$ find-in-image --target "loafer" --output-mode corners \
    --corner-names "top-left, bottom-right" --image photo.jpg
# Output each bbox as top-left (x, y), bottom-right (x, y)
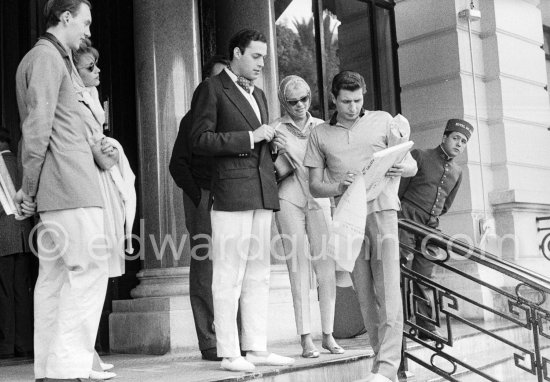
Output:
top-left (15, 350), bottom-right (33, 358)
top-left (99, 362), bottom-right (114, 371)
top-left (201, 348), bottom-right (222, 361)
top-left (220, 357), bottom-right (255, 372)
top-left (355, 373), bottom-right (393, 382)
top-left (90, 370), bottom-right (116, 380)
top-left (246, 352), bottom-right (295, 366)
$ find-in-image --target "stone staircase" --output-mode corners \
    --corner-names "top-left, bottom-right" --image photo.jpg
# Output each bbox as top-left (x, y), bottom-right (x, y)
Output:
top-left (403, 319), bottom-right (549, 382)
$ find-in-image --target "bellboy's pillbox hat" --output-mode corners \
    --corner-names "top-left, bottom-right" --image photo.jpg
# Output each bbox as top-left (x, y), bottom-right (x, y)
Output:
top-left (444, 119), bottom-right (474, 140)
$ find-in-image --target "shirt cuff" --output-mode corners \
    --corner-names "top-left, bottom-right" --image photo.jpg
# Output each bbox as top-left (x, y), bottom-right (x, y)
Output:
top-left (248, 131), bottom-right (254, 149)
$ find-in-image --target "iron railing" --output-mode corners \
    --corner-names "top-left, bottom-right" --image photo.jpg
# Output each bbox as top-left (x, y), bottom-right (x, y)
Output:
top-left (398, 219), bottom-right (550, 382)
top-left (537, 217), bottom-right (550, 262)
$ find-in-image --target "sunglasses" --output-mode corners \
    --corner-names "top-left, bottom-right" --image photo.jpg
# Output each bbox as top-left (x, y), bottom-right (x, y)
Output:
top-left (78, 61), bottom-right (97, 72)
top-left (287, 95), bottom-right (310, 106)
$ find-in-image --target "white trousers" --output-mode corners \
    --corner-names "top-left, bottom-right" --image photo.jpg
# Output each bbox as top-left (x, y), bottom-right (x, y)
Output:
top-left (34, 207), bottom-right (109, 379)
top-left (210, 209), bottom-right (272, 358)
top-left (275, 199), bottom-right (336, 335)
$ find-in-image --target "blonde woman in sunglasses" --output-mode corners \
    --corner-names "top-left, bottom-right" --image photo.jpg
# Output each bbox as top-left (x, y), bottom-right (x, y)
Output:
top-left (271, 75), bottom-right (343, 358)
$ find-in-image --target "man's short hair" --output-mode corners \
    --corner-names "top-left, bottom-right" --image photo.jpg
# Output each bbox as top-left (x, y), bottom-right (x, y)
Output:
top-left (44, 0), bottom-right (92, 29)
top-left (228, 29), bottom-right (267, 61)
top-left (0, 128), bottom-right (11, 145)
top-left (331, 70), bottom-right (366, 98)
top-left (203, 55), bottom-right (230, 78)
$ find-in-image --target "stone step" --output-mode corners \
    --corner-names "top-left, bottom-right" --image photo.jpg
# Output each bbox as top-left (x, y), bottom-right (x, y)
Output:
top-left (0, 335), bottom-right (375, 382)
top-left (404, 320), bottom-right (550, 382)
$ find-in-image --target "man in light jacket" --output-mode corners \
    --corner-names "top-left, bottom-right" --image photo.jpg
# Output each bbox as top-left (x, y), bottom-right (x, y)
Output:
top-left (15, 0), bottom-right (114, 379)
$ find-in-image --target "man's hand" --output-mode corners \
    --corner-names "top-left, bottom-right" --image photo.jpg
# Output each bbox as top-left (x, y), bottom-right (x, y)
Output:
top-left (253, 124), bottom-right (276, 143)
top-left (100, 137), bottom-right (119, 159)
top-left (14, 189), bottom-right (36, 217)
top-left (338, 172), bottom-right (357, 194)
top-left (386, 163), bottom-right (405, 178)
top-left (271, 129), bottom-right (288, 151)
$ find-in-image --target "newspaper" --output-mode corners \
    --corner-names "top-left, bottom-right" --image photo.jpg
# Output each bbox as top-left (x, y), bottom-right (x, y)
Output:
top-left (363, 140), bottom-right (414, 201)
top-left (328, 176), bottom-right (367, 272)
top-left (0, 155), bottom-right (24, 219)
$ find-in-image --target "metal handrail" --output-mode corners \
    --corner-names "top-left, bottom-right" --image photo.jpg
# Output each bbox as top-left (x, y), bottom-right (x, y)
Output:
top-left (399, 219), bottom-right (550, 293)
top-left (398, 219), bottom-right (550, 382)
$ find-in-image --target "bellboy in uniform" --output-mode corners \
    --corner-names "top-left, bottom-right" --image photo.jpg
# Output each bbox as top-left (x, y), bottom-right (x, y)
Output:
top-left (398, 118), bottom-right (473, 339)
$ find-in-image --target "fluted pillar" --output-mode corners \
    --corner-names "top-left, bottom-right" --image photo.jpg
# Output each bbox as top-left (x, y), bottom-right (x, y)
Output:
top-left (110, 0), bottom-right (202, 354)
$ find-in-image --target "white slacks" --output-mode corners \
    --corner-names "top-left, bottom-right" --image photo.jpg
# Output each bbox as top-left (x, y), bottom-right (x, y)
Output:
top-left (34, 207), bottom-right (109, 379)
top-left (275, 199), bottom-right (336, 335)
top-left (210, 209), bottom-right (272, 358)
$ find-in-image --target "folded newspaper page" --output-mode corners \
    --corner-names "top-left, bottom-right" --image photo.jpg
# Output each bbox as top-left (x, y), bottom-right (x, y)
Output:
top-left (328, 175), bottom-right (367, 272)
top-left (363, 140), bottom-right (414, 201)
top-left (0, 154), bottom-right (24, 219)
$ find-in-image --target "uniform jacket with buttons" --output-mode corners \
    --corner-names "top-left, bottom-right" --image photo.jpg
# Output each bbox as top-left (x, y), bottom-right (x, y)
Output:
top-left (190, 70), bottom-right (279, 212)
top-left (398, 146), bottom-right (462, 218)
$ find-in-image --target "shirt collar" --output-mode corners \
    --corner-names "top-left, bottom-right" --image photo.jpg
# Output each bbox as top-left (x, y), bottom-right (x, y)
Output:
top-left (224, 67), bottom-right (255, 94)
top-left (0, 150), bottom-right (11, 155)
top-left (40, 33), bottom-right (70, 59)
top-left (329, 109), bottom-right (366, 128)
top-left (280, 112), bottom-right (313, 130)
top-left (437, 145), bottom-right (454, 161)
top-left (40, 33), bottom-right (73, 75)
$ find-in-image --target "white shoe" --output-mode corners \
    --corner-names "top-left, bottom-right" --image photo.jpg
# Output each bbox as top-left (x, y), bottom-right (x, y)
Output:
top-left (366, 373), bottom-right (392, 382)
top-left (100, 362), bottom-right (114, 371)
top-left (90, 370), bottom-right (117, 380)
top-left (246, 352), bottom-right (295, 366)
top-left (220, 357), bottom-right (255, 372)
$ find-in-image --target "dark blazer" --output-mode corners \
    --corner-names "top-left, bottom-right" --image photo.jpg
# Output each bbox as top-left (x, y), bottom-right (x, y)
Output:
top-left (169, 111), bottom-right (201, 207)
top-left (0, 151), bottom-right (33, 256)
top-left (190, 70), bottom-right (279, 212)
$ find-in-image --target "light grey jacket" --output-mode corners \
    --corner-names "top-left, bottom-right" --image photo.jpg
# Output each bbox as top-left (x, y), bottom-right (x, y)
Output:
top-left (16, 38), bottom-right (103, 212)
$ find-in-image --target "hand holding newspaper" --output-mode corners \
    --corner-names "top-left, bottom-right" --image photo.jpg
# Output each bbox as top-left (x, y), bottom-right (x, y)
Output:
top-left (327, 114), bottom-right (413, 272)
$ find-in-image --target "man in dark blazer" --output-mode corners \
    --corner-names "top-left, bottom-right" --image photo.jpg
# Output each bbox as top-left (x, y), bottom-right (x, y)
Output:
top-left (0, 128), bottom-right (34, 359)
top-left (190, 29), bottom-right (294, 372)
top-left (169, 55), bottom-right (229, 361)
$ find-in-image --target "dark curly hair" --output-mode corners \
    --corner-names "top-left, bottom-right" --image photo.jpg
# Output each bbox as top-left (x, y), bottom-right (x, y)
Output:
top-left (331, 70), bottom-right (366, 98)
top-left (228, 29), bottom-right (267, 61)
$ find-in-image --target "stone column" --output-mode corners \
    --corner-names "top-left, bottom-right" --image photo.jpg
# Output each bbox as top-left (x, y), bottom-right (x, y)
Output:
top-left (109, 0), bottom-right (202, 354)
top-left (395, 0), bottom-right (487, 319)
top-left (480, 0), bottom-right (550, 274)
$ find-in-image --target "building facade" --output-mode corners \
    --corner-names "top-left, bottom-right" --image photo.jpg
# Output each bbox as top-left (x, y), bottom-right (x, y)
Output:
top-left (1, 0), bottom-right (549, 354)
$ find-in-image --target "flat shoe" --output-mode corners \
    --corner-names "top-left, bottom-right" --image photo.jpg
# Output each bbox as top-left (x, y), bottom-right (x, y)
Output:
top-left (220, 357), bottom-right (255, 372)
top-left (322, 344), bottom-right (345, 354)
top-left (246, 352), bottom-right (295, 366)
top-left (100, 362), bottom-right (114, 371)
top-left (90, 370), bottom-right (117, 380)
top-left (301, 349), bottom-right (320, 358)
